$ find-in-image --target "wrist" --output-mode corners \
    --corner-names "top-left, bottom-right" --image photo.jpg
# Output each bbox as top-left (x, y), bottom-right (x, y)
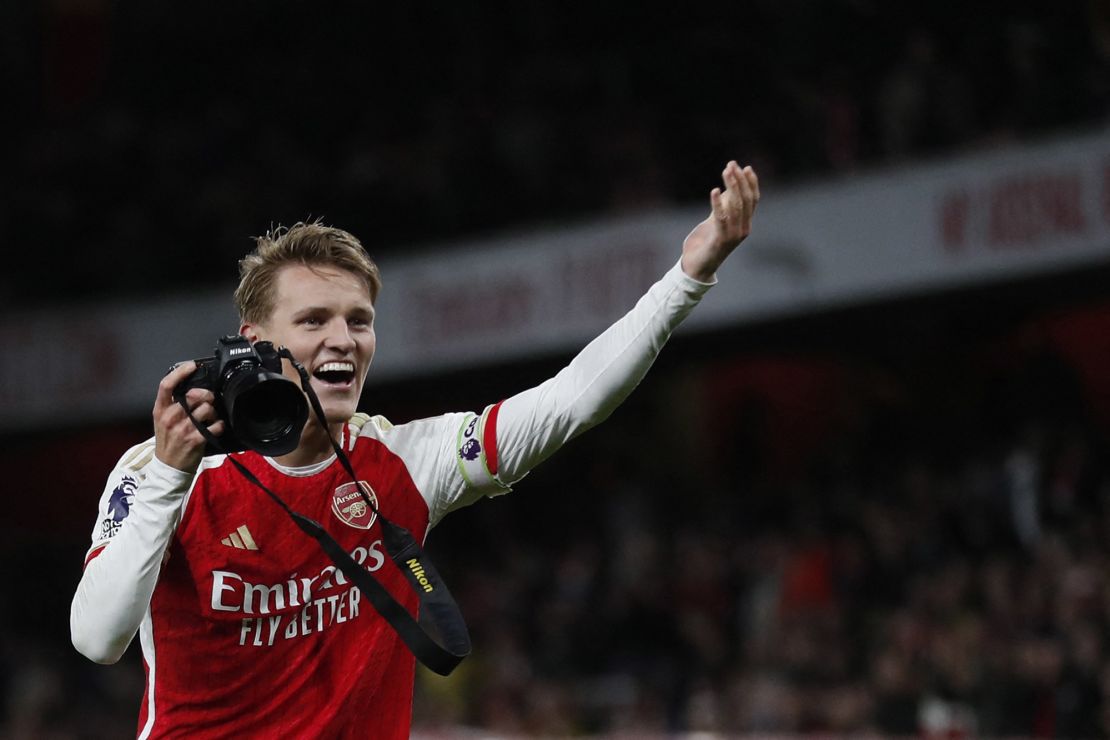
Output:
top-left (680, 253), bottom-right (718, 284)
top-left (143, 455), bottom-right (196, 498)
top-left (153, 442), bottom-right (202, 477)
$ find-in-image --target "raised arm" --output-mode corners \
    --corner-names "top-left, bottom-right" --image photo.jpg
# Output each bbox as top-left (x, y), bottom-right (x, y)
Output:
top-left (476, 163), bottom-right (760, 493)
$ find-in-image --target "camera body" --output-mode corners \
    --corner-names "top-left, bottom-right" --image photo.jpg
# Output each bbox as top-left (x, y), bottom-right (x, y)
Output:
top-left (174, 335), bottom-right (308, 456)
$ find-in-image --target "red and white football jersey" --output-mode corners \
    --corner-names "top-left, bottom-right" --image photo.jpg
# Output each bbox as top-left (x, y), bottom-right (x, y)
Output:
top-left (89, 410), bottom-right (505, 739)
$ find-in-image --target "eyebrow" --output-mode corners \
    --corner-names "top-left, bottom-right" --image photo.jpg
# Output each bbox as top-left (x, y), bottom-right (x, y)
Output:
top-left (292, 305), bottom-right (375, 319)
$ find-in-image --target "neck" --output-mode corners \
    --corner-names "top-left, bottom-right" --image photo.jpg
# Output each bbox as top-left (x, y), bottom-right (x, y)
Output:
top-left (272, 418), bottom-right (344, 467)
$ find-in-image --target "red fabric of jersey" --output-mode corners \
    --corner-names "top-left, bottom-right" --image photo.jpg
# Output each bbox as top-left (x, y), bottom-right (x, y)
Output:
top-left (138, 436), bottom-right (430, 739)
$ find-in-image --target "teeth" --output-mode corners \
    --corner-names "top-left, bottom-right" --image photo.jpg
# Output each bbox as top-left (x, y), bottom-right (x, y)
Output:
top-left (317, 362), bottom-right (354, 373)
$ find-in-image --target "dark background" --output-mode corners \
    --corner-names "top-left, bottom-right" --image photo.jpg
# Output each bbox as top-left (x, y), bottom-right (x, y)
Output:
top-left (3, 1), bottom-right (1110, 737)
top-left (1, 0), bottom-right (1102, 306)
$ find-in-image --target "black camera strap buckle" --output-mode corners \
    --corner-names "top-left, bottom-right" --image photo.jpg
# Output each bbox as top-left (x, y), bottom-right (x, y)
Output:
top-left (176, 348), bottom-right (471, 676)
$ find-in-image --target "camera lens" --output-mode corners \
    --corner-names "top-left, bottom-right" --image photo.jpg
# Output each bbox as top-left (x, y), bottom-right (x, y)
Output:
top-left (237, 383), bottom-right (299, 438)
top-left (223, 368), bottom-right (308, 456)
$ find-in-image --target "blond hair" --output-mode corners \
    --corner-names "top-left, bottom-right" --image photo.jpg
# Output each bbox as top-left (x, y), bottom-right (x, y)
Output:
top-left (235, 222), bottom-right (382, 324)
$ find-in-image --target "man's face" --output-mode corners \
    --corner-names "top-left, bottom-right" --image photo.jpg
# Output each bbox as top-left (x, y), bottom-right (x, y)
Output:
top-left (241, 264), bottom-right (376, 428)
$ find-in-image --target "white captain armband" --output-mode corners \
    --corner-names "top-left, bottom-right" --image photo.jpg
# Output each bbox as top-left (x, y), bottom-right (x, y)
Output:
top-left (454, 404), bottom-right (510, 497)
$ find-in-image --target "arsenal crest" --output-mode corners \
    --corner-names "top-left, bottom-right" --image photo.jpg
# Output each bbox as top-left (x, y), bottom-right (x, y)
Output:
top-left (331, 481), bottom-right (378, 530)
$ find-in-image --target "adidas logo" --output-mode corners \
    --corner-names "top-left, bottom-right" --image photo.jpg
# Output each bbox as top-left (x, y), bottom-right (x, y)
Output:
top-left (221, 525), bottom-right (259, 551)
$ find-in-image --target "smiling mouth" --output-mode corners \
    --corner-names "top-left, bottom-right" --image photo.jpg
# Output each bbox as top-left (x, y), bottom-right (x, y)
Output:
top-left (313, 361), bottom-right (356, 387)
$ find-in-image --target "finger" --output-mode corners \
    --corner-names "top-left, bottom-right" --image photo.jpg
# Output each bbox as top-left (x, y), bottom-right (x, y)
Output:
top-left (728, 163), bottom-right (754, 222)
top-left (710, 187), bottom-right (725, 220)
top-left (173, 405), bottom-right (223, 445)
top-left (724, 162), bottom-right (742, 192)
top-left (157, 361), bottom-right (198, 410)
top-left (197, 419), bottom-right (227, 447)
top-left (186, 400), bottom-right (218, 424)
top-left (745, 166), bottom-right (760, 204)
top-left (721, 161), bottom-right (738, 193)
top-left (183, 388), bottom-right (216, 410)
top-left (726, 160), bottom-right (744, 183)
top-left (180, 414), bottom-right (222, 440)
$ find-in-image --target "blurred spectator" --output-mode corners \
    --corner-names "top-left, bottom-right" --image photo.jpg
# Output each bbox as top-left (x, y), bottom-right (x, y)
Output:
top-left (1, 2), bottom-right (1106, 306)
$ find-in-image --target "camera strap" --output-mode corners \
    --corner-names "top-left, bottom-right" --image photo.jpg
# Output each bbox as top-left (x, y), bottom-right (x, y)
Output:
top-left (177, 353), bottom-right (471, 677)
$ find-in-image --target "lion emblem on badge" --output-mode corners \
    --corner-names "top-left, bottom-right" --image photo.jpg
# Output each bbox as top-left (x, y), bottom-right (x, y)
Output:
top-left (331, 481), bottom-right (378, 530)
top-left (459, 439), bottom-right (481, 461)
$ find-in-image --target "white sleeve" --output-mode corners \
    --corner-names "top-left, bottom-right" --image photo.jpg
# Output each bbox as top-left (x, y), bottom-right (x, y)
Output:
top-left (491, 259), bottom-right (713, 483)
top-left (70, 441), bottom-right (194, 664)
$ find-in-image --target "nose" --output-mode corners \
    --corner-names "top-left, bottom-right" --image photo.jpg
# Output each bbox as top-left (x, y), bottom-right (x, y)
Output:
top-left (324, 318), bottom-right (356, 352)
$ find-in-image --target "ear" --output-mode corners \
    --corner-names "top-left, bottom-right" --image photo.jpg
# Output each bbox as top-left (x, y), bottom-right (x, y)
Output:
top-left (240, 322), bottom-right (261, 343)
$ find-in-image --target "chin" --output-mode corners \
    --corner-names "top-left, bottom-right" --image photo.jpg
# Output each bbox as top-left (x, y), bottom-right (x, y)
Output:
top-left (308, 384), bottom-right (360, 420)
top-left (321, 401), bottom-right (357, 425)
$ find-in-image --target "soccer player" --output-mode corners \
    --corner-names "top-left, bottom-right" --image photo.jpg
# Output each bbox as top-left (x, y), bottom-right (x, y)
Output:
top-left (70, 162), bottom-right (760, 738)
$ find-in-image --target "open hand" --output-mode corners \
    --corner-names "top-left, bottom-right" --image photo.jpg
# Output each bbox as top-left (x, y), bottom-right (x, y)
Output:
top-left (681, 161), bottom-right (760, 282)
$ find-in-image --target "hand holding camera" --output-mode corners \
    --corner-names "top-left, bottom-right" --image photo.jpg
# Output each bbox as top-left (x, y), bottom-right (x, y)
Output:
top-left (157, 336), bottom-right (310, 472)
top-left (155, 362), bottom-right (225, 473)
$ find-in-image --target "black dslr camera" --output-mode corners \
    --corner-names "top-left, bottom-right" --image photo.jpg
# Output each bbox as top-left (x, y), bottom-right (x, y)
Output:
top-left (173, 335), bottom-right (309, 456)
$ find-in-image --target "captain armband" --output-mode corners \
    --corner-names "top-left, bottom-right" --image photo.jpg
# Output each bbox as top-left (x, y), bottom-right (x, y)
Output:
top-left (454, 404), bottom-right (510, 497)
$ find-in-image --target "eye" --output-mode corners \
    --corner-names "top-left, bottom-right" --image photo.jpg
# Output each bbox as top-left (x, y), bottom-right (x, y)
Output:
top-left (299, 316), bottom-right (323, 327)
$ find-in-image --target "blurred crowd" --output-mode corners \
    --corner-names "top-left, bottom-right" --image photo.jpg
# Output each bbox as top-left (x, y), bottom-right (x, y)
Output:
top-left (412, 325), bottom-right (1110, 737)
top-left (1, 1), bottom-right (1108, 306)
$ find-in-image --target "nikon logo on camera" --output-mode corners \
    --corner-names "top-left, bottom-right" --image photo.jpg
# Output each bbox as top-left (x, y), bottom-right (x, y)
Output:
top-left (229, 347), bottom-right (253, 355)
